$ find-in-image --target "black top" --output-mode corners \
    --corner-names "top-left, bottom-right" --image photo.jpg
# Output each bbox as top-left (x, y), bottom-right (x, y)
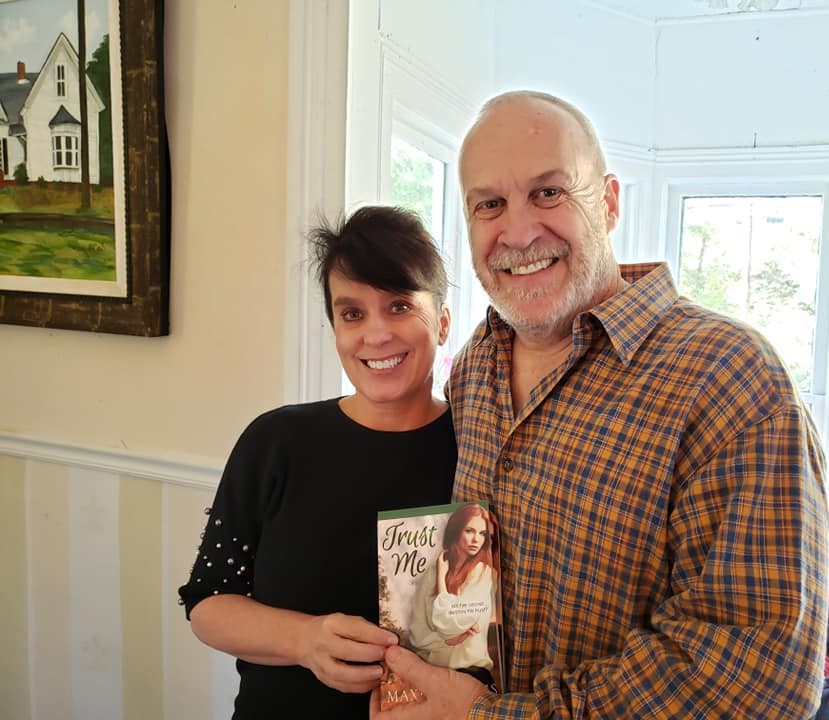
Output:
top-left (179, 399), bottom-right (456, 719)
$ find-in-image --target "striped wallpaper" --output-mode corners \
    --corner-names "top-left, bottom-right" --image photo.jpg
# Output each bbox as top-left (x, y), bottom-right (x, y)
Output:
top-left (0, 453), bottom-right (239, 720)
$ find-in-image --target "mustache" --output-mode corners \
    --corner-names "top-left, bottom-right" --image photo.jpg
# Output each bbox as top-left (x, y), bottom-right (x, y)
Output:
top-left (488, 244), bottom-right (569, 271)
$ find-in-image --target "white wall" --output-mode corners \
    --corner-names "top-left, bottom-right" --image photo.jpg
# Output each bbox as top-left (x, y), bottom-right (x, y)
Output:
top-left (655, 14), bottom-right (829, 149)
top-left (379, 0), bottom-right (497, 109)
top-left (492, 1), bottom-right (657, 149)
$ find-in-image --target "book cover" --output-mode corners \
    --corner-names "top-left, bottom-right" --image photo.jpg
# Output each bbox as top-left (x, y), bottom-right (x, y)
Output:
top-left (377, 500), bottom-right (505, 710)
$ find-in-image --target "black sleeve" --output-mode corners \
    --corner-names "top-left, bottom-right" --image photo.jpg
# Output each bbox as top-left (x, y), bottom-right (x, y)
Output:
top-left (177, 410), bottom-right (283, 619)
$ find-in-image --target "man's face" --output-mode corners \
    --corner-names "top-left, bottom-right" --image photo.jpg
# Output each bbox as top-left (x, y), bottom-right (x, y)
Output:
top-left (460, 98), bottom-right (620, 343)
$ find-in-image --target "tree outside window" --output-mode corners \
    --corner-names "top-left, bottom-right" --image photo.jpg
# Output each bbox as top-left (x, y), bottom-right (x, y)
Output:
top-left (679, 196), bottom-right (822, 394)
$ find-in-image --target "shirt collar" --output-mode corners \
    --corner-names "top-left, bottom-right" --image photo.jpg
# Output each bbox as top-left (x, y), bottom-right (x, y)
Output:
top-left (586, 262), bottom-right (678, 366)
top-left (471, 262), bottom-right (679, 366)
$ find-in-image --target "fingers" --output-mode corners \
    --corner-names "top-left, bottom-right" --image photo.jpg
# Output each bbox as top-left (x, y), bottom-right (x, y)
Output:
top-left (330, 612), bottom-right (399, 647)
top-left (322, 614), bottom-right (397, 664)
top-left (382, 645), bottom-right (490, 716)
top-left (384, 645), bottom-right (433, 688)
top-left (301, 613), bottom-right (397, 693)
top-left (319, 659), bottom-right (384, 694)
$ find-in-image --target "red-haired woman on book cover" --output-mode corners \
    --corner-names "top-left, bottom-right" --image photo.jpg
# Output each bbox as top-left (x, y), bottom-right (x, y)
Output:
top-left (408, 503), bottom-right (497, 676)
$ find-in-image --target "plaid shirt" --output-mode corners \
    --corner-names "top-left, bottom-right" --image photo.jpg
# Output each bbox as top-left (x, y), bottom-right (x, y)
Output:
top-left (449, 262), bottom-right (828, 719)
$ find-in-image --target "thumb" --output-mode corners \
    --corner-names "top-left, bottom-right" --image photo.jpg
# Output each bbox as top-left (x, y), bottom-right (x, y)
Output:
top-left (385, 645), bottom-right (437, 688)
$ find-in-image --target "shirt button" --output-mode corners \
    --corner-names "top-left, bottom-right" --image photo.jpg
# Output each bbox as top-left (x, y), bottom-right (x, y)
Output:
top-left (502, 457), bottom-right (514, 472)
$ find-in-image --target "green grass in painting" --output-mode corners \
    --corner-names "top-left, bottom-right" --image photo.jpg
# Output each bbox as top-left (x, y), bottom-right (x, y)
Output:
top-left (0, 185), bottom-right (114, 216)
top-left (0, 226), bottom-right (116, 280)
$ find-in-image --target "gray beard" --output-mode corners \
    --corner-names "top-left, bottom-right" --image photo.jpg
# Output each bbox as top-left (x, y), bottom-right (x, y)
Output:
top-left (485, 246), bottom-right (617, 343)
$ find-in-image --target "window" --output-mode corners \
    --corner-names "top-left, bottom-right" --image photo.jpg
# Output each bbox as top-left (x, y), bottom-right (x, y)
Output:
top-left (0, 138), bottom-right (7, 178)
top-left (52, 134), bottom-right (79, 168)
top-left (56, 64), bottom-right (65, 97)
top-left (667, 183), bottom-right (829, 445)
top-left (390, 135), bottom-right (446, 243)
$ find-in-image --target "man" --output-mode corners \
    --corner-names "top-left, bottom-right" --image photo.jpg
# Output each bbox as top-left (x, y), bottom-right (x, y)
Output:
top-left (370, 90), bottom-right (828, 719)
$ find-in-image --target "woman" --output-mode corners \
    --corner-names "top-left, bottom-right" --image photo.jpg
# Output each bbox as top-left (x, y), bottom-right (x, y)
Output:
top-left (178, 206), bottom-right (455, 719)
top-left (408, 503), bottom-right (496, 677)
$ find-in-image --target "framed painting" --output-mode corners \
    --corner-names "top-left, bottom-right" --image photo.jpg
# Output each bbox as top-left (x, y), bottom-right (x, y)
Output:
top-left (0, 0), bottom-right (169, 336)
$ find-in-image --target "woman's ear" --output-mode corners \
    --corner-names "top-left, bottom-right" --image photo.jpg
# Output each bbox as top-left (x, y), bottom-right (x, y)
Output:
top-left (438, 304), bottom-right (451, 346)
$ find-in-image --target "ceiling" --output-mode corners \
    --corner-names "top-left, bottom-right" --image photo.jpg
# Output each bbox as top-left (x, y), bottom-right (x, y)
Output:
top-left (586, 0), bottom-right (829, 22)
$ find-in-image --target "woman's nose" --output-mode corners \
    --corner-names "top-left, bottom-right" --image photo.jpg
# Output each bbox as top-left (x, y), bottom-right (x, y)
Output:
top-left (363, 316), bottom-right (393, 345)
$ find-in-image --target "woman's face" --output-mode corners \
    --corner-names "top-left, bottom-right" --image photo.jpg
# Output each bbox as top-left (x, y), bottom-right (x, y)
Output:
top-left (458, 515), bottom-right (488, 558)
top-left (329, 271), bottom-right (449, 410)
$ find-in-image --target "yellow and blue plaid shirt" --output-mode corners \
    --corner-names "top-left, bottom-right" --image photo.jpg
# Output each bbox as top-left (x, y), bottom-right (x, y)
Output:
top-left (449, 262), bottom-right (827, 719)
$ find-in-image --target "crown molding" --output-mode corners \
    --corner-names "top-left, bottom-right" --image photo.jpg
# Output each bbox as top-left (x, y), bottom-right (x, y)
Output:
top-left (604, 139), bottom-right (829, 166)
top-left (378, 36), bottom-right (480, 119)
top-left (656, 6), bottom-right (829, 25)
top-left (654, 143), bottom-right (829, 165)
top-left (604, 140), bottom-right (655, 163)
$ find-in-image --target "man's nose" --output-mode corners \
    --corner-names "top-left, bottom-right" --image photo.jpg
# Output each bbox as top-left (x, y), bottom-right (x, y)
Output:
top-left (499, 204), bottom-right (541, 249)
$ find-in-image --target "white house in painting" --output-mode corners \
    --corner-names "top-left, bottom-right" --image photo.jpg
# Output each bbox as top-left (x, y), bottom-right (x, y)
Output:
top-left (0, 32), bottom-right (105, 184)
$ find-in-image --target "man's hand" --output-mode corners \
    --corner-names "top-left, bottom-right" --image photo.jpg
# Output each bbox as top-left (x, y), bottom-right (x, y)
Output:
top-left (369, 645), bottom-right (489, 719)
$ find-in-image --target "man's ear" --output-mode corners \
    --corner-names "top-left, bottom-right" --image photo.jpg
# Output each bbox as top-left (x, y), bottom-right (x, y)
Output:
top-left (602, 173), bottom-right (620, 233)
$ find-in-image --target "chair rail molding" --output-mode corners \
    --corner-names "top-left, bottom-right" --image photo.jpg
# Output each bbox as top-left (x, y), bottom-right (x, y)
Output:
top-left (0, 431), bottom-right (222, 490)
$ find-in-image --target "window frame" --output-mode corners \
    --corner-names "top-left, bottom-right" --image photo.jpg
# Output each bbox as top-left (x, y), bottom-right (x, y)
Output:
top-left (56, 64), bottom-right (66, 97)
top-left (51, 130), bottom-right (80, 169)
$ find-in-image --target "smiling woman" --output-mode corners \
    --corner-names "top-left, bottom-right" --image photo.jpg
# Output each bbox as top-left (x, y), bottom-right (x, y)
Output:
top-left (177, 205), bottom-right (456, 720)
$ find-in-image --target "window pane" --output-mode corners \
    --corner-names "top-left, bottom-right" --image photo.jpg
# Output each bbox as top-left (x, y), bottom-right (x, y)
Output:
top-left (678, 196), bottom-right (823, 393)
top-left (389, 136), bottom-right (445, 243)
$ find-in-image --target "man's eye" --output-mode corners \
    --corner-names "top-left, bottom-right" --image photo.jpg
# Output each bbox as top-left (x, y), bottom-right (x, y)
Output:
top-left (391, 301), bottom-right (411, 314)
top-left (474, 198), bottom-right (504, 218)
top-left (534, 187), bottom-right (564, 207)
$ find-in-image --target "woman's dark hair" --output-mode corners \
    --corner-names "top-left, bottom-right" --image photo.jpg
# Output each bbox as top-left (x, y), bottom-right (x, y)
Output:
top-left (442, 503), bottom-right (494, 595)
top-left (308, 205), bottom-right (449, 324)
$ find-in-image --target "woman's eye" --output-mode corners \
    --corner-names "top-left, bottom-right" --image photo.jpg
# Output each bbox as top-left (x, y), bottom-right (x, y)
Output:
top-left (341, 308), bottom-right (362, 321)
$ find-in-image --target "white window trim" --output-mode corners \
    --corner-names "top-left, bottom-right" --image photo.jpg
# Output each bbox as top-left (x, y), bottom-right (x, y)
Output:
top-left (282, 0), bottom-right (350, 406)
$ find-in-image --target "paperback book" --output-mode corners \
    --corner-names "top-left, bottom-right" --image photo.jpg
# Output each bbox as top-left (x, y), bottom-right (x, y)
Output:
top-left (377, 500), bottom-right (505, 710)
